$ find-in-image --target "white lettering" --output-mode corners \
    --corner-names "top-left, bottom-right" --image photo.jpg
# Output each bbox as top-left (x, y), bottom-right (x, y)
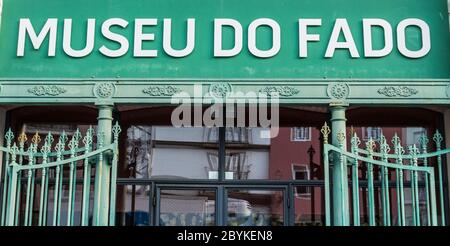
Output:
top-left (248, 18), bottom-right (281, 58)
top-left (163, 18), bottom-right (195, 57)
top-left (298, 18), bottom-right (321, 58)
top-left (17, 18), bottom-right (57, 56)
top-left (214, 18), bottom-right (243, 57)
top-left (325, 18), bottom-right (359, 58)
top-left (99, 18), bottom-right (129, 57)
top-left (397, 18), bottom-right (431, 58)
top-left (62, 19), bottom-right (96, 57)
top-left (133, 18), bottom-right (157, 57)
top-left (363, 18), bottom-right (393, 57)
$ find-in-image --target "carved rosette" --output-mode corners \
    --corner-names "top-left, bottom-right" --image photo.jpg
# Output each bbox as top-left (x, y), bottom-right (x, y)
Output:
top-left (377, 86), bottom-right (418, 97)
top-left (27, 85), bottom-right (67, 96)
top-left (209, 82), bottom-right (232, 99)
top-left (327, 82), bottom-right (350, 100)
top-left (142, 85), bottom-right (182, 96)
top-left (93, 82), bottom-right (116, 99)
top-left (258, 86), bottom-right (299, 97)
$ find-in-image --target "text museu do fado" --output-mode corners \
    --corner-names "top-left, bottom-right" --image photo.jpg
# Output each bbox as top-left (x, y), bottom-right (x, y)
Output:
top-left (17, 18), bottom-right (431, 59)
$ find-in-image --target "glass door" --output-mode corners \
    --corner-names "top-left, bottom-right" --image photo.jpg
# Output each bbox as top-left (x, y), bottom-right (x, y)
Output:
top-left (224, 186), bottom-right (288, 226)
top-left (155, 185), bottom-right (218, 226)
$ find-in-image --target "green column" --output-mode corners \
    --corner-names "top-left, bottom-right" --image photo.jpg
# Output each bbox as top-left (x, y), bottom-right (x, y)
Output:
top-left (330, 102), bottom-right (349, 226)
top-left (93, 103), bottom-right (113, 226)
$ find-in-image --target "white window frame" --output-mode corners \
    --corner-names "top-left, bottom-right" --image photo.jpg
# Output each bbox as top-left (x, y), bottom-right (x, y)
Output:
top-left (363, 127), bottom-right (382, 141)
top-left (291, 127), bottom-right (311, 142)
top-left (292, 164), bottom-right (311, 198)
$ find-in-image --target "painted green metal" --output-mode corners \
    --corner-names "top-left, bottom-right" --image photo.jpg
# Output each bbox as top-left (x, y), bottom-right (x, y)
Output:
top-left (0, 0), bottom-right (447, 107)
top-left (337, 131), bottom-right (347, 226)
top-left (322, 125), bottom-right (447, 226)
top-left (321, 123), bottom-right (331, 226)
top-left (393, 134), bottom-right (406, 226)
top-left (366, 138), bottom-right (376, 226)
top-left (380, 135), bottom-right (391, 226)
top-left (409, 145), bottom-right (420, 226)
top-left (0, 129), bottom-right (13, 226)
top-left (429, 171), bottom-right (438, 226)
top-left (350, 132), bottom-right (361, 226)
top-left (0, 79), bottom-right (450, 106)
top-left (67, 130), bottom-right (80, 226)
top-left (329, 104), bottom-right (349, 226)
top-left (0, 0), bottom-right (449, 80)
top-left (93, 104), bottom-right (113, 226)
top-left (0, 122), bottom-right (120, 226)
top-left (109, 122), bottom-right (121, 226)
top-left (419, 133), bottom-right (431, 226)
top-left (81, 127), bottom-right (93, 226)
top-left (24, 144), bottom-right (34, 226)
top-left (433, 130), bottom-right (446, 226)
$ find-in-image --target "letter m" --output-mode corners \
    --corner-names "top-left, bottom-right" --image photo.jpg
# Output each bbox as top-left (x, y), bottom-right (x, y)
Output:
top-left (17, 18), bottom-right (57, 56)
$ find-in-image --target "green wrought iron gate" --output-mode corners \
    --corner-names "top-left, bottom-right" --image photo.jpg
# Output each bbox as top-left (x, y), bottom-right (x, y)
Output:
top-left (0, 123), bottom-right (121, 226)
top-left (321, 123), bottom-right (448, 226)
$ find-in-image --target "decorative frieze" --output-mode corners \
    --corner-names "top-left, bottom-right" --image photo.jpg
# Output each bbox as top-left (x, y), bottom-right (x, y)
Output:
top-left (377, 86), bottom-right (418, 97)
top-left (258, 86), bottom-right (299, 97)
top-left (27, 85), bottom-right (67, 96)
top-left (142, 85), bottom-right (182, 96)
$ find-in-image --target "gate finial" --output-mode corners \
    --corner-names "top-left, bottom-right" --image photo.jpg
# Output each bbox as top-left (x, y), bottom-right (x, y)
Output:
top-left (31, 132), bottom-right (41, 146)
top-left (366, 138), bottom-right (376, 154)
top-left (18, 132), bottom-right (27, 145)
top-left (5, 128), bottom-right (14, 147)
top-left (433, 130), bottom-right (443, 150)
top-left (337, 132), bottom-right (346, 147)
top-left (418, 133), bottom-right (429, 152)
top-left (321, 122), bottom-right (331, 144)
top-left (112, 122), bottom-right (121, 142)
top-left (380, 134), bottom-right (390, 156)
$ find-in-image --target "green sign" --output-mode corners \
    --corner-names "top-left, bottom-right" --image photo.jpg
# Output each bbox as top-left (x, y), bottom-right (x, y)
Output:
top-left (0, 0), bottom-right (449, 79)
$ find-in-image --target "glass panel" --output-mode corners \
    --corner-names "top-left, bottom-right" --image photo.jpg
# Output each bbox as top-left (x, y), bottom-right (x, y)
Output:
top-left (226, 189), bottom-right (284, 226)
top-left (225, 127), bottom-right (323, 180)
top-left (123, 126), bottom-right (218, 180)
top-left (159, 189), bottom-right (216, 226)
top-left (294, 186), bottom-right (324, 226)
top-left (115, 185), bottom-right (151, 226)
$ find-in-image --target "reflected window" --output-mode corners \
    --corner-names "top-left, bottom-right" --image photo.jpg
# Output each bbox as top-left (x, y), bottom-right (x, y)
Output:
top-left (292, 165), bottom-right (311, 198)
top-left (294, 186), bottom-right (324, 226)
top-left (291, 127), bottom-right (311, 142)
top-left (207, 152), bottom-right (250, 180)
top-left (122, 126), bottom-right (325, 181)
top-left (206, 127), bottom-right (250, 143)
top-left (363, 127), bottom-right (382, 141)
top-left (123, 126), bottom-right (218, 180)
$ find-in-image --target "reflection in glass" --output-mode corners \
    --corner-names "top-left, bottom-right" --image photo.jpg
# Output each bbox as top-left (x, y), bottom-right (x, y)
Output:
top-left (115, 185), bottom-right (150, 226)
top-left (124, 126), bottom-right (218, 179)
top-left (227, 189), bottom-right (284, 226)
top-left (159, 189), bottom-right (215, 226)
top-left (294, 186), bottom-right (324, 226)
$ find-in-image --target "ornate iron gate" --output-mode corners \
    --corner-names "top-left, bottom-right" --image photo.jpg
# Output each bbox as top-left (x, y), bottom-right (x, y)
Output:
top-left (0, 123), bottom-right (121, 226)
top-left (321, 123), bottom-right (447, 226)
